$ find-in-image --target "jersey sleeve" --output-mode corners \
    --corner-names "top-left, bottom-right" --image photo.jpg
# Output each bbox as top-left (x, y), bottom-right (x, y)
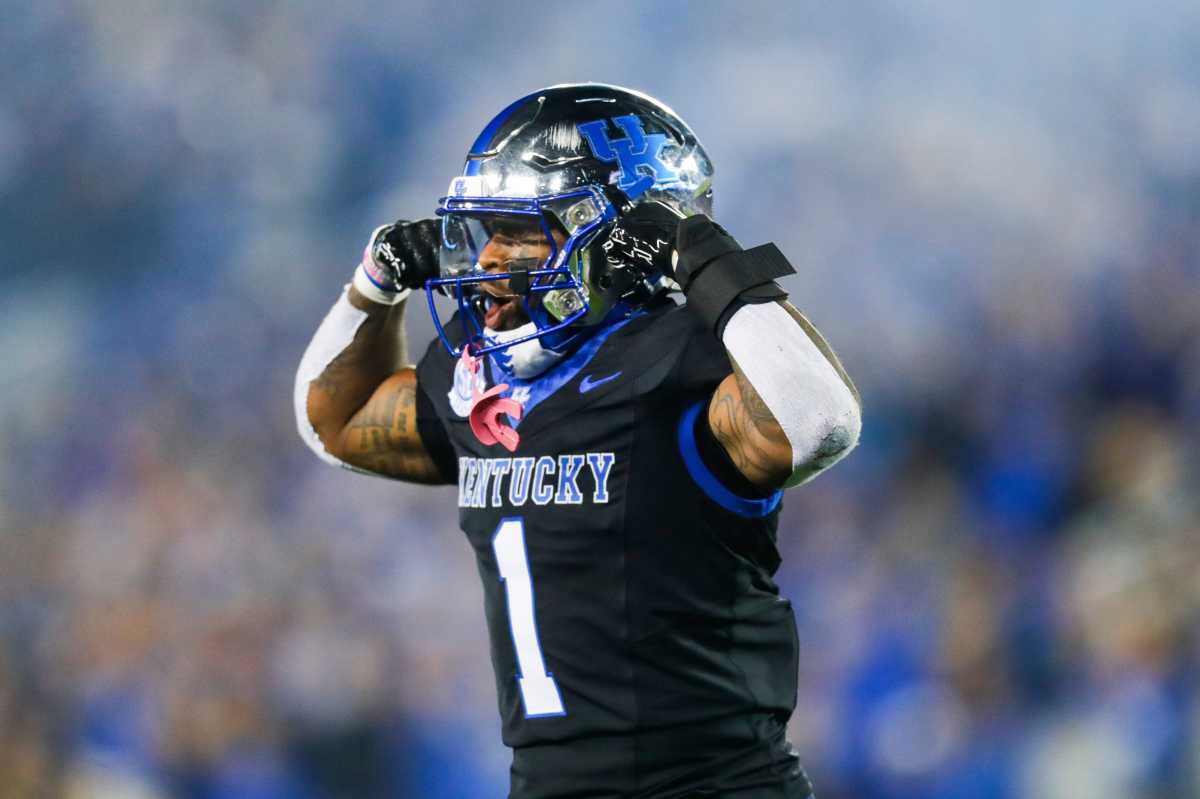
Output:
top-left (415, 381), bottom-right (457, 482)
top-left (668, 306), bottom-right (734, 396)
top-left (414, 334), bottom-right (459, 483)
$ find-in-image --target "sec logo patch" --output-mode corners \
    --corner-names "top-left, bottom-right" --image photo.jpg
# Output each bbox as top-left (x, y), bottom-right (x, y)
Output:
top-left (449, 356), bottom-right (488, 417)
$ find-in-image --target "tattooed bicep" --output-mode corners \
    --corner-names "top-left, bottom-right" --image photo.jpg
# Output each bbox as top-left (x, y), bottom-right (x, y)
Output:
top-left (336, 370), bottom-right (446, 484)
top-left (707, 362), bottom-right (793, 489)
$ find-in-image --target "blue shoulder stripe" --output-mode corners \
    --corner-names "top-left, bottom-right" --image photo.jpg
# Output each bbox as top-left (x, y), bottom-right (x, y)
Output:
top-left (489, 313), bottom-right (639, 426)
top-left (677, 400), bottom-right (782, 518)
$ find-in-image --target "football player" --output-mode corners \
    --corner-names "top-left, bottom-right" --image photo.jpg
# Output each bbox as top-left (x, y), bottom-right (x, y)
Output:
top-left (295, 84), bottom-right (860, 799)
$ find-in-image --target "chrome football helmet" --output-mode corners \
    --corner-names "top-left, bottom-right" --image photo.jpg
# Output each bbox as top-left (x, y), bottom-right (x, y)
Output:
top-left (427, 83), bottom-right (714, 358)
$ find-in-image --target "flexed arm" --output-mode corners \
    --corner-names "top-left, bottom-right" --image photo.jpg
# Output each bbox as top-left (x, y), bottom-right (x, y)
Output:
top-left (608, 206), bottom-right (862, 490)
top-left (294, 221), bottom-right (451, 484)
top-left (708, 299), bottom-right (861, 488)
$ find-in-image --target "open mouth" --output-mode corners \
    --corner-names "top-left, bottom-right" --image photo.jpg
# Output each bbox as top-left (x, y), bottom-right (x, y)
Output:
top-left (483, 293), bottom-right (530, 331)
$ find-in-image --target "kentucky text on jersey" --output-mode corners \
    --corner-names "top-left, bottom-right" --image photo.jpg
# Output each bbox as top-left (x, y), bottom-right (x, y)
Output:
top-left (457, 453), bottom-right (616, 509)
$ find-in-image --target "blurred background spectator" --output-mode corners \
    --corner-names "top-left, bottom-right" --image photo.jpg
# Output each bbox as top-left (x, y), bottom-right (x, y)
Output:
top-left (2, 1), bottom-right (1198, 797)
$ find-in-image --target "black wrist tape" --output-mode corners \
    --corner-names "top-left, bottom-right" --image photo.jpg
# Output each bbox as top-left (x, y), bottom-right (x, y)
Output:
top-left (682, 242), bottom-right (796, 338)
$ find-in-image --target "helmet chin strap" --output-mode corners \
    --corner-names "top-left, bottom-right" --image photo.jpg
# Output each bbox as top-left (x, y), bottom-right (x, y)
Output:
top-left (487, 321), bottom-right (570, 379)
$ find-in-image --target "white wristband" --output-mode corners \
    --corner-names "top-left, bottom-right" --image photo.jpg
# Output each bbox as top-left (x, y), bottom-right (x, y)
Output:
top-left (352, 262), bottom-right (411, 306)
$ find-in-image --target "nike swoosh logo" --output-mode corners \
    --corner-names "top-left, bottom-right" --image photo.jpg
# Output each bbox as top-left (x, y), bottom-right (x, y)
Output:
top-left (579, 371), bottom-right (622, 393)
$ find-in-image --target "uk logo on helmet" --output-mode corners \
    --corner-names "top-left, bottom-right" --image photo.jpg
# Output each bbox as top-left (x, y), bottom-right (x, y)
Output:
top-left (577, 115), bottom-right (679, 200)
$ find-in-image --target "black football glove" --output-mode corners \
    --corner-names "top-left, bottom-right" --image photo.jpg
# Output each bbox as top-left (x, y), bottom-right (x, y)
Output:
top-left (604, 204), bottom-right (792, 337)
top-left (600, 201), bottom-right (681, 284)
top-left (601, 202), bottom-right (743, 292)
top-left (361, 218), bottom-right (441, 293)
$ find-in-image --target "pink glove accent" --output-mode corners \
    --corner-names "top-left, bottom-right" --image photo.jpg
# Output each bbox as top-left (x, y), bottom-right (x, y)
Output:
top-left (461, 347), bottom-right (523, 452)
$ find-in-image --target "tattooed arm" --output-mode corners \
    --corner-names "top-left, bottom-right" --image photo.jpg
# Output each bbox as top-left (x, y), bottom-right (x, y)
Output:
top-left (304, 287), bottom-right (447, 484)
top-left (708, 300), bottom-right (861, 490)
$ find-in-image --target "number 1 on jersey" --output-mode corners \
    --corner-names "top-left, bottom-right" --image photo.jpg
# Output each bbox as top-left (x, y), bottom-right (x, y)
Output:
top-left (492, 518), bottom-right (566, 717)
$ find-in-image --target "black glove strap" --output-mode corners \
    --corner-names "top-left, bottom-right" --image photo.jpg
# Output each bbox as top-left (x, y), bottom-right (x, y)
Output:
top-left (683, 242), bottom-right (796, 337)
top-left (673, 219), bottom-right (742, 289)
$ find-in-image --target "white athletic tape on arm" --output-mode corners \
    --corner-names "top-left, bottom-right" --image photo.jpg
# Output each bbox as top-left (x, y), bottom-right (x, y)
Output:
top-left (293, 285), bottom-right (369, 467)
top-left (722, 302), bottom-right (861, 474)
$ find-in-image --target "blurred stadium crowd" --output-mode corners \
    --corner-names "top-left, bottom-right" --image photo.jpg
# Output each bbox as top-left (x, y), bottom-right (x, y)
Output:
top-left (2, 2), bottom-right (1198, 797)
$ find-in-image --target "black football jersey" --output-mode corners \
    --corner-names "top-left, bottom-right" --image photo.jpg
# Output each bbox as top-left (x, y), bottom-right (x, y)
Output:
top-left (415, 301), bottom-right (810, 799)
